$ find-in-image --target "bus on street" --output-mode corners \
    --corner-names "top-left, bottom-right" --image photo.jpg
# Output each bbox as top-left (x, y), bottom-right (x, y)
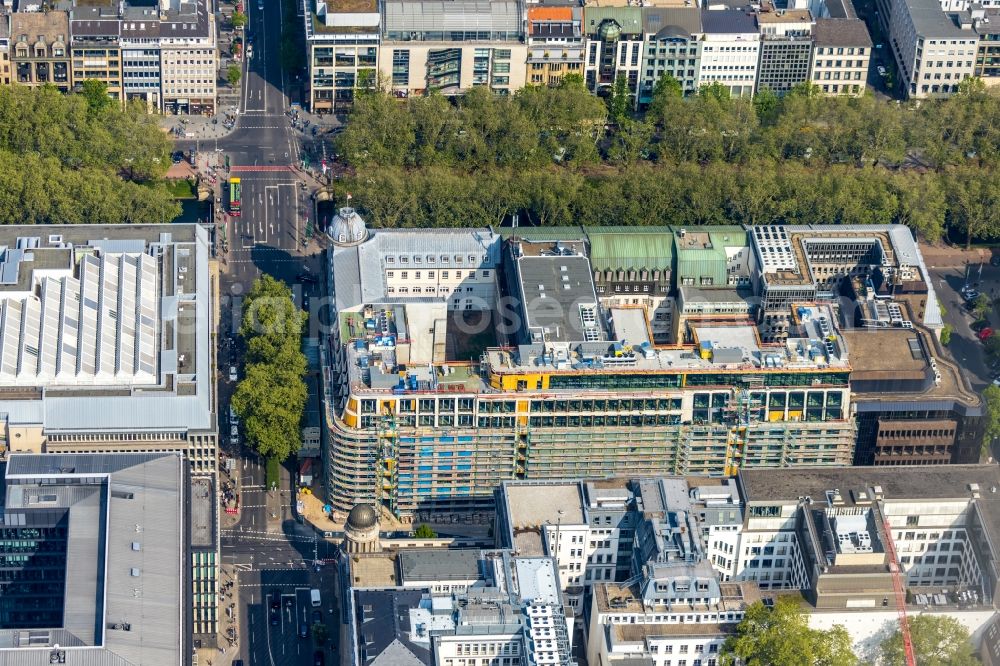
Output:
top-left (229, 177), bottom-right (241, 217)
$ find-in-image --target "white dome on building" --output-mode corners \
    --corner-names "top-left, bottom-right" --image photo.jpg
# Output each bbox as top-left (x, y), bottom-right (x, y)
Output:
top-left (328, 207), bottom-right (368, 247)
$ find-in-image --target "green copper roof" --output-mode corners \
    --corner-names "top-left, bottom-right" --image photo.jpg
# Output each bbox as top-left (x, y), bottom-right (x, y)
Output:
top-left (586, 228), bottom-right (674, 271)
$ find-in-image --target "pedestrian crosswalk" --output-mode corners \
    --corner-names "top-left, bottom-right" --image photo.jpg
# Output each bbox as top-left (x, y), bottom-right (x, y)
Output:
top-left (230, 165), bottom-right (293, 172)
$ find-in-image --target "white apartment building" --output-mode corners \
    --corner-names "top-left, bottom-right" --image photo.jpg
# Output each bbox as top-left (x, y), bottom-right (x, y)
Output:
top-left (878, 0), bottom-right (978, 97)
top-left (697, 9), bottom-right (760, 96)
top-left (587, 577), bottom-right (758, 666)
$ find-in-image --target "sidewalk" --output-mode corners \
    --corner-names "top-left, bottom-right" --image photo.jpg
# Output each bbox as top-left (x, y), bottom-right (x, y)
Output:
top-left (922, 243), bottom-right (995, 269)
top-left (161, 113), bottom-right (237, 141)
top-left (195, 564), bottom-right (241, 666)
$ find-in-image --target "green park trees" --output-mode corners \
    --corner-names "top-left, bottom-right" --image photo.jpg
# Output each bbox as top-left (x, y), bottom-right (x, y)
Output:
top-left (0, 85), bottom-right (178, 224)
top-left (721, 599), bottom-right (857, 666)
top-left (232, 276), bottom-right (309, 462)
top-left (333, 82), bottom-right (1000, 243)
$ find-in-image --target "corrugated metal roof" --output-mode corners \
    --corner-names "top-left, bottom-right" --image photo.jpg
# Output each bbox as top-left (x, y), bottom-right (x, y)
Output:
top-left (586, 231), bottom-right (673, 271)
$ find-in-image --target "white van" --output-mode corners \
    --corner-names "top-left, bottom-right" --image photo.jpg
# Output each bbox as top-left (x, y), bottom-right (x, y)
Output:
top-left (310, 588), bottom-right (321, 607)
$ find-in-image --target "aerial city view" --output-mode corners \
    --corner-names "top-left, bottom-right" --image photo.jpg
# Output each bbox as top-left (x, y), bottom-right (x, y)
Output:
top-left (4, 0), bottom-right (1000, 662)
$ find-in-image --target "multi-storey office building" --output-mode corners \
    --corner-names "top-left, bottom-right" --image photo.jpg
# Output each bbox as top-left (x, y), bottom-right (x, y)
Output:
top-left (348, 551), bottom-right (574, 666)
top-left (158, 0), bottom-right (217, 114)
top-left (583, 7), bottom-right (644, 96)
top-left (303, 0), bottom-right (379, 113)
top-left (120, 8), bottom-right (167, 111)
top-left (0, 452), bottom-right (192, 665)
top-left (749, 224), bottom-right (933, 341)
top-left (810, 17), bottom-right (872, 94)
top-left (0, 225), bottom-right (218, 473)
top-left (9, 10), bottom-right (71, 92)
top-left (575, 465), bottom-right (1000, 662)
top-left (975, 9), bottom-right (1000, 84)
top-left (755, 5), bottom-right (815, 94)
top-left (876, 0), bottom-right (978, 97)
top-left (324, 215), bottom-right (866, 521)
top-left (378, 0), bottom-right (526, 97)
top-left (697, 9), bottom-right (760, 97)
top-left (639, 7), bottom-right (702, 103)
top-left (526, 5), bottom-right (584, 87)
top-left (588, 227), bottom-right (675, 343)
top-left (322, 218), bottom-right (981, 521)
top-left (0, 16), bottom-right (11, 86)
top-left (70, 7), bottom-right (124, 101)
top-left (495, 477), bottom-right (743, 616)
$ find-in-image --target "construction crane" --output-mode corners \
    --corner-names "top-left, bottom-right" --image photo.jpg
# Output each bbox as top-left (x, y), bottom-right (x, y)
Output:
top-left (881, 511), bottom-right (916, 666)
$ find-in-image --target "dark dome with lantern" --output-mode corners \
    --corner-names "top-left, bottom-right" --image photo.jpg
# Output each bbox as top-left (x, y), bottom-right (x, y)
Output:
top-left (347, 503), bottom-right (378, 530)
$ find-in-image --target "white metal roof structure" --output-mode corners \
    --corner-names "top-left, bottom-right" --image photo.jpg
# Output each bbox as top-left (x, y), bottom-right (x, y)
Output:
top-left (0, 253), bottom-right (158, 386)
top-left (0, 225), bottom-right (214, 438)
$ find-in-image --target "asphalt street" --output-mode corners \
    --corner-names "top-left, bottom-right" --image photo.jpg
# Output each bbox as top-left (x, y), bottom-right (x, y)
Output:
top-left (172, 0), bottom-right (340, 663)
top-left (930, 260), bottom-right (1000, 392)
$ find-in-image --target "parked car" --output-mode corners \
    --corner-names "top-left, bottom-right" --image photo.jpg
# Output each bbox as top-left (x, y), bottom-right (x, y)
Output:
top-left (171, 150), bottom-right (184, 164)
top-left (313, 652), bottom-right (325, 666)
top-left (229, 366), bottom-right (238, 381)
top-left (877, 65), bottom-right (887, 77)
top-left (978, 327), bottom-right (994, 342)
top-left (312, 610), bottom-right (322, 625)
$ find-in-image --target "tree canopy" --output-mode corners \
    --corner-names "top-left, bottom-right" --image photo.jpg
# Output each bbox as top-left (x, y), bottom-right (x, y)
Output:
top-left (232, 276), bottom-right (309, 462)
top-left (879, 614), bottom-right (977, 666)
top-left (983, 385), bottom-right (1000, 454)
top-left (721, 599), bottom-right (857, 666)
top-left (335, 81), bottom-right (1000, 244)
top-left (0, 85), bottom-right (178, 224)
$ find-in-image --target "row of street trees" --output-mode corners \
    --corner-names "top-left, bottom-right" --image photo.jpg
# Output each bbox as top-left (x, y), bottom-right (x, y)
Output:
top-left (232, 276), bottom-right (309, 462)
top-left (721, 599), bottom-right (977, 665)
top-left (335, 77), bottom-right (1000, 245)
top-left (335, 162), bottom-right (998, 243)
top-left (0, 84), bottom-right (179, 224)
